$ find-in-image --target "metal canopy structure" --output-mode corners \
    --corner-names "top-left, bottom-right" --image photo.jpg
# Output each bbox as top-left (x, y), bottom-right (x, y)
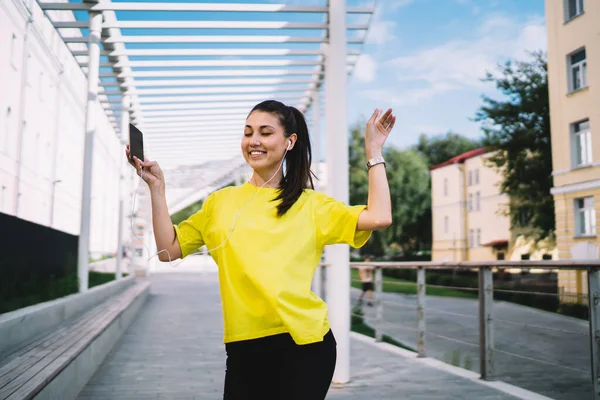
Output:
top-left (39, 0), bottom-right (374, 173)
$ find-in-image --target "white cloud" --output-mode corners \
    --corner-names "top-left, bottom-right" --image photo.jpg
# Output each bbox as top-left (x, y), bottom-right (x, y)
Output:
top-left (354, 54), bottom-right (377, 82)
top-left (364, 81), bottom-right (459, 106)
top-left (367, 18), bottom-right (397, 45)
top-left (371, 14), bottom-right (547, 106)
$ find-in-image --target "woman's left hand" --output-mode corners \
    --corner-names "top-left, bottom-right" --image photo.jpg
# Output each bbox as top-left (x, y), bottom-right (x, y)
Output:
top-left (365, 108), bottom-right (396, 156)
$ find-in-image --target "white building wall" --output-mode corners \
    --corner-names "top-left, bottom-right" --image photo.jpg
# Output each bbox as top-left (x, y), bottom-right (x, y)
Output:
top-left (0, 0), bottom-right (131, 258)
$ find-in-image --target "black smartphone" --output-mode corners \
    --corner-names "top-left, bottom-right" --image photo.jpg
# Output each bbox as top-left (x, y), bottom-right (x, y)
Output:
top-left (129, 123), bottom-right (144, 163)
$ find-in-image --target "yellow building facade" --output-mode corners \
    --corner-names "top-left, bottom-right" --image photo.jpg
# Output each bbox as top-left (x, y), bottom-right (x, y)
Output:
top-left (546, 0), bottom-right (600, 301)
top-left (431, 149), bottom-right (513, 262)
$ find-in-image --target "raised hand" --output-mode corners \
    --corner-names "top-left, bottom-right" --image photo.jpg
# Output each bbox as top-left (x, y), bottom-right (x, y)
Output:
top-left (125, 144), bottom-right (165, 189)
top-left (365, 108), bottom-right (396, 156)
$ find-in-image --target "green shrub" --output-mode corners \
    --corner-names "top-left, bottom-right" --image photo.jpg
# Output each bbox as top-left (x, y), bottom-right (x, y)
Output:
top-left (558, 303), bottom-right (588, 320)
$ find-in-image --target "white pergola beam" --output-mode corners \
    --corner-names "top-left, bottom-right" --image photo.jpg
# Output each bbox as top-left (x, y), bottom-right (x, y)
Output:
top-left (147, 135), bottom-right (242, 143)
top-left (101, 78), bottom-right (318, 88)
top-left (40, 2), bottom-right (373, 13)
top-left (142, 124), bottom-right (244, 132)
top-left (139, 108), bottom-right (255, 117)
top-left (73, 49), bottom-right (360, 57)
top-left (66, 35), bottom-right (321, 44)
top-left (98, 69), bottom-right (320, 78)
top-left (143, 129), bottom-right (244, 137)
top-left (102, 92), bottom-right (311, 105)
top-left (65, 35), bottom-right (365, 44)
top-left (105, 85), bottom-right (312, 96)
top-left (136, 115), bottom-right (250, 124)
top-left (127, 98), bottom-right (308, 111)
top-left (104, 59), bottom-right (324, 68)
top-left (54, 21), bottom-right (370, 30)
top-left (92, 59), bottom-right (355, 69)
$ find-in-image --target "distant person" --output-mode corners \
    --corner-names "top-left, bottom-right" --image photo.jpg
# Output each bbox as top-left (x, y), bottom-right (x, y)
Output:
top-left (358, 256), bottom-right (375, 306)
top-left (127, 101), bottom-right (396, 399)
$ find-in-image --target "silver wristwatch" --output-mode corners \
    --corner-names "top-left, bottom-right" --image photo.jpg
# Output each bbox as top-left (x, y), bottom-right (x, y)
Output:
top-left (366, 156), bottom-right (386, 170)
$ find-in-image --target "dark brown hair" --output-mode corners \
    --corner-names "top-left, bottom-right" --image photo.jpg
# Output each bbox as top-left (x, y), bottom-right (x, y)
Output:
top-left (248, 100), bottom-right (316, 217)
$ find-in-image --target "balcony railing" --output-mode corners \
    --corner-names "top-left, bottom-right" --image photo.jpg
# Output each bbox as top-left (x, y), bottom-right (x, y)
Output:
top-left (316, 260), bottom-right (600, 400)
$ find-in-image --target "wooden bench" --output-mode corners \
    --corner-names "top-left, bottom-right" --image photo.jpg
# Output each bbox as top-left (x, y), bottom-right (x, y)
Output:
top-left (0, 280), bottom-right (150, 400)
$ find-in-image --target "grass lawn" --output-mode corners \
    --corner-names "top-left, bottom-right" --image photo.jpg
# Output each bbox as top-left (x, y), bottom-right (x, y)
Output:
top-left (350, 269), bottom-right (477, 299)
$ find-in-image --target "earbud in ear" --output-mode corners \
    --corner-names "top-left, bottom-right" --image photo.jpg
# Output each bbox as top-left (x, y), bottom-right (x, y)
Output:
top-left (287, 139), bottom-right (293, 150)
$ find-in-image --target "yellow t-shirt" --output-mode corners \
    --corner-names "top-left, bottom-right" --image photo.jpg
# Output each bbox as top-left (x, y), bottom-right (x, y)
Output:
top-left (174, 182), bottom-right (371, 345)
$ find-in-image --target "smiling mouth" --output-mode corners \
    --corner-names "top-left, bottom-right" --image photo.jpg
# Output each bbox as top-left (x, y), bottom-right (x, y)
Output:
top-left (249, 151), bottom-right (266, 157)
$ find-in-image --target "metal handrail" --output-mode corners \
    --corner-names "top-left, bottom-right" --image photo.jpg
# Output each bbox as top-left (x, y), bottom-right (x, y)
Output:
top-left (316, 259), bottom-right (600, 399)
top-left (346, 260), bottom-right (600, 270)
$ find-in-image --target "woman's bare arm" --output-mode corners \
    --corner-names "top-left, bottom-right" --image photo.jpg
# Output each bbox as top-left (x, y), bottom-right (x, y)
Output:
top-left (357, 108), bottom-right (395, 231)
top-left (126, 145), bottom-right (182, 262)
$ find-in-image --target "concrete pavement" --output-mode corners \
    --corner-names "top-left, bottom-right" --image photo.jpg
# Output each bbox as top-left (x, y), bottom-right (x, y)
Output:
top-left (77, 266), bottom-right (549, 399)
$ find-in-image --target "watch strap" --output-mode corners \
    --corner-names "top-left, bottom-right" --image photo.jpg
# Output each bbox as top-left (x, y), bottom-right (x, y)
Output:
top-left (366, 156), bottom-right (386, 170)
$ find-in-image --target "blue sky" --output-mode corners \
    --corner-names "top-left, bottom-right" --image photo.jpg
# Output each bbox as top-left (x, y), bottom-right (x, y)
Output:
top-left (346, 0), bottom-right (547, 150)
top-left (76, 0), bottom-right (547, 152)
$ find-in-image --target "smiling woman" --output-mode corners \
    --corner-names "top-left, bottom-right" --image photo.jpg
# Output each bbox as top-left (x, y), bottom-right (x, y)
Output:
top-left (126, 99), bottom-right (396, 400)
top-left (242, 100), bottom-right (314, 217)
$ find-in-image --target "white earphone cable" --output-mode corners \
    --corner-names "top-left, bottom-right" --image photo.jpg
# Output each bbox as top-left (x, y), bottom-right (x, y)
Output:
top-left (129, 144), bottom-right (291, 268)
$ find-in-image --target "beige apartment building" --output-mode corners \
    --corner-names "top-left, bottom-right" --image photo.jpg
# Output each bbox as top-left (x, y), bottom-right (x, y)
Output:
top-left (546, 0), bottom-right (599, 301)
top-left (431, 149), bottom-right (513, 262)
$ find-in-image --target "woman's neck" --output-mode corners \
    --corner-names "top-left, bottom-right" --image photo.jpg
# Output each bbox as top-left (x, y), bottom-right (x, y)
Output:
top-left (250, 169), bottom-right (283, 188)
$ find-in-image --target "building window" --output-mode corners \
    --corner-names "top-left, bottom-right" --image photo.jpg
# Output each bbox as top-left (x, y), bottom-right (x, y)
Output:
top-left (572, 119), bottom-right (592, 167)
top-left (575, 196), bottom-right (596, 236)
top-left (444, 216), bottom-right (449, 233)
top-left (542, 254), bottom-right (553, 260)
top-left (475, 191), bottom-right (481, 211)
top-left (469, 229), bottom-right (474, 248)
top-left (467, 171), bottom-right (472, 186)
top-left (568, 48), bottom-right (587, 92)
top-left (521, 254), bottom-right (531, 260)
top-left (518, 208), bottom-right (530, 227)
top-left (565, 0), bottom-right (584, 21)
top-left (1, 107), bottom-right (10, 152)
top-left (476, 229), bottom-right (481, 247)
top-left (475, 169), bottom-right (479, 185)
top-left (443, 178), bottom-right (448, 196)
top-left (468, 194), bottom-right (473, 211)
top-left (497, 252), bottom-right (505, 261)
top-left (10, 33), bottom-right (18, 69)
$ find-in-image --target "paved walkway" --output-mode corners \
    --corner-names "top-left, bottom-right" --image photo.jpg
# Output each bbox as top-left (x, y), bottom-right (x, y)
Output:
top-left (77, 266), bottom-right (543, 399)
top-left (353, 288), bottom-right (591, 400)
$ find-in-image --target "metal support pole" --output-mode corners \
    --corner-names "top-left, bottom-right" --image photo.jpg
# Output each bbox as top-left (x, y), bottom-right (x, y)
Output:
top-left (49, 68), bottom-right (64, 228)
top-left (375, 267), bottom-right (383, 342)
top-left (326, 0), bottom-right (350, 384)
top-left (311, 92), bottom-right (322, 298)
top-left (312, 89), bottom-right (321, 185)
top-left (588, 268), bottom-right (600, 400)
top-left (14, 14), bottom-right (33, 217)
top-left (116, 95), bottom-right (130, 280)
top-left (417, 267), bottom-right (426, 357)
top-left (77, 11), bottom-right (103, 293)
top-left (320, 261), bottom-right (327, 301)
top-left (478, 267), bottom-right (495, 380)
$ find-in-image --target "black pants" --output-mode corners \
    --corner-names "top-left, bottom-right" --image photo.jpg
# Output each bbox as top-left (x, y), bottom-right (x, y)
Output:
top-left (223, 330), bottom-right (337, 400)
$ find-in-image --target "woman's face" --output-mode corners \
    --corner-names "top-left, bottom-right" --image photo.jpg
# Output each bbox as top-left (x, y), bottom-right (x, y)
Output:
top-left (242, 110), bottom-right (289, 171)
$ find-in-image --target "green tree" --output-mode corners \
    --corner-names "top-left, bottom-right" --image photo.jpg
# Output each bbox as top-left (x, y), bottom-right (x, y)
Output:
top-left (349, 123), bottom-right (431, 257)
top-left (475, 51), bottom-right (554, 241)
top-left (171, 199), bottom-right (204, 225)
top-left (415, 132), bottom-right (481, 167)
